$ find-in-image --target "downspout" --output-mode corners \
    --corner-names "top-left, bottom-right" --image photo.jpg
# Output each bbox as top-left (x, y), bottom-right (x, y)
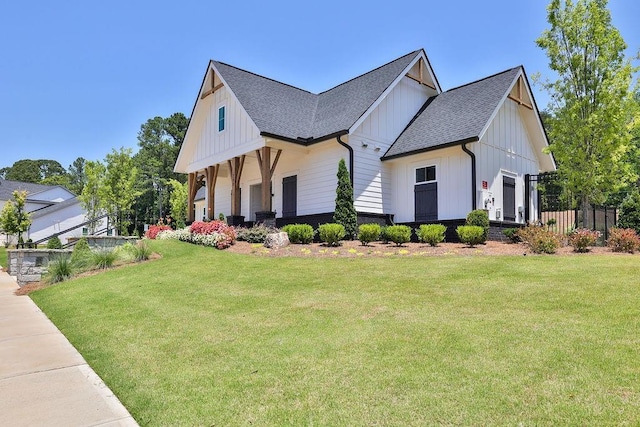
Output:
top-left (336, 134), bottom-right (354, 188)
top-left (461, 143), bottom-right (477, 211)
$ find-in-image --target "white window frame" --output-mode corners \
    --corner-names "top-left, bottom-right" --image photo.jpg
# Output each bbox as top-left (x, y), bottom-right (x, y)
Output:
top-left (414, 164), bottom-right (437, 185)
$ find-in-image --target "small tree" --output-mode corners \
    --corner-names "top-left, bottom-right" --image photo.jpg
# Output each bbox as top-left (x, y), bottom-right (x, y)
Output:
top-left (0, 191), bottom-right (31, 248)
top-left (333, 159), bottom-right (357, 239)
top-left (168, 179), bottom-right (188, 229)
top-left (79, 160), bottom-right (106, 234)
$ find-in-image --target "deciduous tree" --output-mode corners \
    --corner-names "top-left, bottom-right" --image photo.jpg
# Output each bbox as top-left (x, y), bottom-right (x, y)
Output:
top-left (536, 0), bottom-right (639, 222)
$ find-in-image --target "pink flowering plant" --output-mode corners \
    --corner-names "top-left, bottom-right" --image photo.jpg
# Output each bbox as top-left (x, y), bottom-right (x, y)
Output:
top-left (145, 225), bottom-right (172, 240)
top-left (567, 228), bottom-right (601, 253)
top-left (189, 220), bottom-right (237, 249)
top-left (607, 227), bottom-right (640, 253)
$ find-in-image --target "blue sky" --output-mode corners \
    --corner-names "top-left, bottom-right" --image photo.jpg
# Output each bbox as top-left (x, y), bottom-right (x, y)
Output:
top-left (1, 0), bottom-right (638, 170)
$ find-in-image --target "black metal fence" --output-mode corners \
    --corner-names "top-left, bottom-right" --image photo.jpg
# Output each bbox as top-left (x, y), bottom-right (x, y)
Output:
top-left (526, 172), bottom-right (618, 242)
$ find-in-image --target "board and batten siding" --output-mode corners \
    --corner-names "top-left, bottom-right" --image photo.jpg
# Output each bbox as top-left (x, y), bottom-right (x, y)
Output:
top-left (189, 85), bottom-right (262, 173)
top-left (388, 145), bottom-right (472, 223)
top-left (351, 76), bottom-right (433, 214)
top-left (476, 99), bottom-right (542, 222)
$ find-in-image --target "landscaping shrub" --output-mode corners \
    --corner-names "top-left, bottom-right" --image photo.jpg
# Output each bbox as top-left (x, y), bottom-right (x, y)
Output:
top-left (617, 190), bottom-right (640, 234)
top-left (318, 223), bottom-right (346, 246)
top-left (46, 236), bottom-right (62, 249)
top-left (146, 224), bottom-right (172, 239)
top-left (92, 249), bottom-right (118, 269)
top-left (189, 221), bottom-right (237, 249)
top-left (46, 255), bottom-right (73, 284)
top-left (379, 226), bottom-right (390, 244)
top-left (132, 241), bottom-right (152, 261)
top-left (516, 224), bottom-right (560, 254)
top-left (466, 209), bottom-right (489, 243)
top-left (502, 227), bottom-right (520, 243)
top-left (567, 228), bottom-right (601, 253)
top-left (385, 225), bottom-right (411, 246)
top-left (607, 227), bottom-right (640, 253)
top-left (357, 223), bottom-right (381, 246)
top-left (417, 224), bottom-right (446, 247)
top-left (71, 238), bottom-right (92, 269)
top-left (456, 225), bottom-right (485, 247)
top-left (282, 224), bottom-right (314, 244)
top-left (236, 224), bottom-right (276, 243)
top-left (333, 158), bottom-right (357, 239)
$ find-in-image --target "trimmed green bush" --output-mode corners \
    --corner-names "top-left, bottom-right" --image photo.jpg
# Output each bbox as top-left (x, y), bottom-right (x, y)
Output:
top-left (618, 190), bottom-right (640, 234)
top-left (318, 223), bottom-right (346, 247)
top-left (456, 225), bottom-right (485, 247)
top-left (417, 224), bottom-right (446, 247)
top-left (281, 224), bottom-right (314, 244)
top-left (466, 209), bottom-right (489, 243)
top-left (358, 223), bottom-right (381, 246)
top-left (379, 226), bottom-right (390, 244)
top-left (46, 236), bottom-right (62, 249)
top-left (46, 255), bottom-right (73, 284)
top-left (502, 228), bottom-right (520, 243)
top-left (386, 225), bottom-right (412, 246)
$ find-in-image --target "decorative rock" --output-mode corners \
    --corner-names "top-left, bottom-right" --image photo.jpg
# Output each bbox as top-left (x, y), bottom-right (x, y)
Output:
top-left (264, 232), bottom-right (289, 249)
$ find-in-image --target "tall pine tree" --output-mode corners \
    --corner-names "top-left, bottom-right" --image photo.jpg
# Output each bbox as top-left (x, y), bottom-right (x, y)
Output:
top-left (333, 158), bottom-right (357, 239)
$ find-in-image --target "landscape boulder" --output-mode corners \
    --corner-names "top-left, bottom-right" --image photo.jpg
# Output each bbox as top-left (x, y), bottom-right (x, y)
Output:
top-left (264, 232), bottom-right (289, 249)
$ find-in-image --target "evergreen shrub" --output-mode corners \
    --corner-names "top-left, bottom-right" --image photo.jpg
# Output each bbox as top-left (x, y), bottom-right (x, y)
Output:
top-left (456, 225), bottom-right (485, 247)
top-left (357, 223), bottom-right (381, 246)
top-left (607, 227), bottom-right (640, 253)
top-left (46, 236), bottom-right (62, 249)
top-left (282, 224), bottom-right (314, 244)
top-left (318, 223), bottom-right (346, 246)
top-left (386, 225), bottom-right (411, 246)
top-left (503, 228), bottom-right (520, 243)
top-left (466, 209), bottom-right (489, 243)
top-left (417, 224), bottom-right (446, 247)
top-left (618, 191), bottom-right (640, 234)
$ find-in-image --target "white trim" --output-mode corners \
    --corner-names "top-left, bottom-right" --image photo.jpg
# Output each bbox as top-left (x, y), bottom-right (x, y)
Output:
top-left (414, 164), bottom-right (437, 185)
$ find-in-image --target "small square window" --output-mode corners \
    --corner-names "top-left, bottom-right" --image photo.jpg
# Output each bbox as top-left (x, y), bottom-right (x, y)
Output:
top-left (218, 106), bottom-right (226, 132)
top-left (416, 166), bottom-right (436, 183)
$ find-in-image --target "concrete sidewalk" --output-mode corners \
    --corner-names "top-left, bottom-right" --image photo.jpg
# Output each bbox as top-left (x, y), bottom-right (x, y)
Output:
top-left (0, 271), bottom-right (138, 426)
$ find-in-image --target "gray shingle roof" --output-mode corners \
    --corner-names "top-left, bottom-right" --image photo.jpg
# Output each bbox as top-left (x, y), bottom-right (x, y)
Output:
top-left (0, 179), bottom-right (60, 201)
top-left (212, 50), bottom-right (421, 142)
top-left (383, 67), bottom-right (521, 160)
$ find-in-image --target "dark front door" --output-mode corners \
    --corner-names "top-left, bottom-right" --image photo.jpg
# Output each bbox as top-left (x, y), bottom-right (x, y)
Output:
top-left (282, 175), bottom-right (297, 218)
top-left (503, 176), bottom-right (516, 221)
top-left (415, 182), bottom-right (438, 221)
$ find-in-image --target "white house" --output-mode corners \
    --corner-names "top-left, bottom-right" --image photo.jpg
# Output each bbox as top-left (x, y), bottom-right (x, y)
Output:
top-left (174, 49), bottom-right (555, 236)
top-left (0, 179), bottom-right (110, 245)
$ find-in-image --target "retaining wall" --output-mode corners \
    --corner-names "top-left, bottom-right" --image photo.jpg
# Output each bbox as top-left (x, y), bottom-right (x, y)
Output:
top-left (7, 249), bottom-right (73, 287)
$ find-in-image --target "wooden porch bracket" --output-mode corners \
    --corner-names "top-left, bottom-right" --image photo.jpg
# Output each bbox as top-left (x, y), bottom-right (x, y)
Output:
top-left (205, 165), bottom-right (219, 220)
top-left (507, 76), bottom-right (533, 110)
top-left (255, 147), bottom-right (282, 212)
top-left (227, 155), bottom-right (245, 216)
top-left (188, 172), bottom-right (205, 222)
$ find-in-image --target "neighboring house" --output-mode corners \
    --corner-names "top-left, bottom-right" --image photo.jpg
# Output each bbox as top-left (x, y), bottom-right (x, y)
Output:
top-left (0, 179), bottom-right (110, 245)
top-left (174, 49), bottom-right (555, 234)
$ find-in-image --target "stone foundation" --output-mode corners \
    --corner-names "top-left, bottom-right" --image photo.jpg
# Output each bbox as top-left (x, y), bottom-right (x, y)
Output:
top-left (7, 249), bottom-right (73, 287)
top-left (67, 236), bottom-right (137, 250)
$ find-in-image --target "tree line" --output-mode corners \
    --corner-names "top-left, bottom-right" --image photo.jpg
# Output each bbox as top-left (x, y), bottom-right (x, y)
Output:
top-left (0, 112), bottom-right (190, 236)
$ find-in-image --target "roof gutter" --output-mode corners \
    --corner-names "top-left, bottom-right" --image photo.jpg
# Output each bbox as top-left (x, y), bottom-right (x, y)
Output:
top-left (336, 134), bottom-right (354, 188)
top-left (461, 142), bottom-right (477, 211)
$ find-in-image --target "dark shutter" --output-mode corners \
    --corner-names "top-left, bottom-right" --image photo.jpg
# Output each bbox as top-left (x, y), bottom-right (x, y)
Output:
top-left (414, 182), bottom-right (438, 221)
top-left (282, 175), bottom-right (297, 218)
top-left (503, 176), bottom-right (516, 221)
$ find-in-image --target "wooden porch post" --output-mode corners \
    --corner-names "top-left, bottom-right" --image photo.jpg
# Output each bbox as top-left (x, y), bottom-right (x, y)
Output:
top-left (227, 155), bottom-right (245, 216)
top-left (255, 147), bottom-right (282, 213)
top-left (205, 165), bottom-right (219, 220)
top-left (188, 171), bottom-right (204, 223)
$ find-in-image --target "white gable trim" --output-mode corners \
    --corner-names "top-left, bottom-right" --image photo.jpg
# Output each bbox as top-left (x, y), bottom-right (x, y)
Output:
top-left (175, 61), bottom-right (262, 173)
top-left (348, 50), bottom-right (441, 135)
top-left (476, 68), bottom-right (555, 172)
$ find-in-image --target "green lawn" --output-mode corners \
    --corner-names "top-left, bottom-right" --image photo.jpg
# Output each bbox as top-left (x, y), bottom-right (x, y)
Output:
top-left (0, 246), bottom-right (7, 269)
top-left (30, 240), bottom-right (640, 426)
